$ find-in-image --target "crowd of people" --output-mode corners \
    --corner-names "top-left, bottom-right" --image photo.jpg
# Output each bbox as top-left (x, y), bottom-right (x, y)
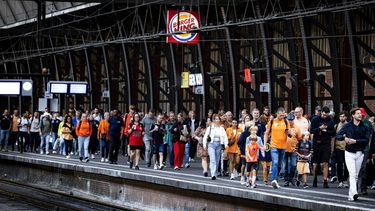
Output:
top-left (0, 104), bottom-right (374, 201)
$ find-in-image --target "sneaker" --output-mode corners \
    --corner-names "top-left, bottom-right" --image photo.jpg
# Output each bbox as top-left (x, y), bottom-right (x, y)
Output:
top-left (203, 172), bottom-right (208, 177)
top-left (353, 194), bottom-right (359, 201)
top-left (234, 171), bottom-right (238, 178)
top-left (154, 164), bottom-right (158, 170)
top-left (174, 166), bottom-right (179, 170)
top-left (52, 150), bottom-right (57, 154)
top-left (91, 154), bottom-right (95, 159)
top-left (264, 181), bottom-right (268, 186)
top-left (211, 176), bottom-right (216, 180)
top-left (284, 181), bottom-right (289, 187)
top-left (240, 176), bottom-right (245, 185)
top-left (105, 158), bottom-right (109, 162)
top-left (66, 155), bottom-right (70, 159)
top-left (313, 177), bottom-right (317, 187)
top-left (330, 176), bottom-right (338, 183)
top-left (303, 184), bottom-right (309, 189)
top-left (185, 163), bottom-right (190, 168)
top-left (40, 152), bottom-right (44, 155)
top-left (246, 180), bottom-right (250, 187)
top-left (159, 164), bottom-right (164, 170)
top-left (338, 182), bottom-right (344, 188)
top-left (46, 151), bottom-right (49, 155)
top-left (79, 157), bottom-right (83, 162)
top-left (70, 152), bottom-right (74, 155)
top-left (343, 181), bottom-right (349, 188)
top-left (230, 173), bottom-right (235, 180)
top-left (129, 162), bottom-right (133, 169)
top-left (251, 184), bottom-right (256, 189)
top-left (135, 166), bottom-right (139, 170)
top-left (323, 180), bottom-right (329, 188)
top-left (84, 157), bottom-right (89, 163)
top-left (271, 180), bottom-right (280, 189)
top-left (371, 185), bottom-right (375, 190)
top-left (101, 158), bottom-right (105, 162)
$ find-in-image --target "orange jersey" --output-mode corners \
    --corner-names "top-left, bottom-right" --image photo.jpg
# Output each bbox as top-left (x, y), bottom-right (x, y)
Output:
top-left (226, 127), bottom-right (242, 154)
top-left (123, 113), bottom-right (133, 135)
top-left (266, 118), bottom-right (289, 149)
top-left (76, 120), bottom-right (92, 137)
top-left (246, 142), bottom-right (260, 162)
top-left (98, 120), bottom-right (110, 136)
top-left (286, 126), bottom-right (302, 152)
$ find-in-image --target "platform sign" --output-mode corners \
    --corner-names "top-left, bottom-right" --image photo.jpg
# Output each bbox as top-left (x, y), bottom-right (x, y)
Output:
top-left (0, 80), bottom-right (33, 96)
top-left (260, 83), bottom-right (270, 93)
top-left (189, 74), bottom-right (196, 86)
top-left (50, 83), bottom-right (68, 94)
top-left (167, 10), bottom-right (200, 44)
top-left (195, 85), bottom-right (204, 95)
top-left (195, 74), bottom-right (203, 85)
top-left (70, 84), bottom-right (87, 94)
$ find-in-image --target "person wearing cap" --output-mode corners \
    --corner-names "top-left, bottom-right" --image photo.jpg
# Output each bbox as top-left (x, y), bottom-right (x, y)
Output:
top-left (284, 113), bottom-right (302, 186)
top-left (310, 106), bottom-right (335, 188)
top-left (336, 108), bottom-right (371, 201)
top-left (311, 106), bottom-right (322, 121)
top-left (358, 107), bottom-right (373, 195)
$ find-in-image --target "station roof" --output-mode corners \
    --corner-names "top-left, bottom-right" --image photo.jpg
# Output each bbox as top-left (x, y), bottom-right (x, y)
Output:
top-left (0, 0), bottom-right (100, 29)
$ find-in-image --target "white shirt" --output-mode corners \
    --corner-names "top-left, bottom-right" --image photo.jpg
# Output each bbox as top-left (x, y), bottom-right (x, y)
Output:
top-left (203, 125), bottom-right (228, 147)
top-left (18, 117), bottom-right (30, 132)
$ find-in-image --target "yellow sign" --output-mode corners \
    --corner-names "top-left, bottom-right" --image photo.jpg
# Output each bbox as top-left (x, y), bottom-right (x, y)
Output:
top-left (181, 72), bottom-right (189, 88)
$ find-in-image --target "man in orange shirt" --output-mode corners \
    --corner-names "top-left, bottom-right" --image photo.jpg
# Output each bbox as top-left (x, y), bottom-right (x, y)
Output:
top-left (264, 107), bottom-right (289, 189)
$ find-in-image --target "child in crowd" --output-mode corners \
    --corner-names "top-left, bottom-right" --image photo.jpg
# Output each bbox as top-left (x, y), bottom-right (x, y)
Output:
top-left (295, 131), bottom-right (313, 188)
top-left (245, 126), bottom-right (265, 188)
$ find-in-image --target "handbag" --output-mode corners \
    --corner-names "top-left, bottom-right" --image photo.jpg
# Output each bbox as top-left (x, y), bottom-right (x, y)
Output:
top-left (180, 134), bottom-right (187, 142)
top-left (206, 126), bottom-right (212, 143)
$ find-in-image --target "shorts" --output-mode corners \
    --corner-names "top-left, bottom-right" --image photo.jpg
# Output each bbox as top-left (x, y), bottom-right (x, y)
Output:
top-left (130, 145), bottom-right (143, 151)
top-left (312, 143), bottom-right (331, 163)
top-left (240, 156), bottom-right (246, 166)
top-left (152, 143), bottom-right (164, 154)
top-left (297, 162), bottom-right (310, 174)
top-left (246, 162), bottom-right (258, 172)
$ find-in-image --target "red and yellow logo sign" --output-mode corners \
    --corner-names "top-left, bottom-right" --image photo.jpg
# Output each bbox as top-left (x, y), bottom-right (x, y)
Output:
top-left (167, 10), bottom-right (200, 44)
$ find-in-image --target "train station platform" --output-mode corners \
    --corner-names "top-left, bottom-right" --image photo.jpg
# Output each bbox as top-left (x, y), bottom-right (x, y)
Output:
top-left (0, 151), bottom-right (374, 211)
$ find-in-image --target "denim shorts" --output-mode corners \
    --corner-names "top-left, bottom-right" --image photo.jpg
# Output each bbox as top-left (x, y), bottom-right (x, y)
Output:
top-left (152, 143), bottom-right (164, 154)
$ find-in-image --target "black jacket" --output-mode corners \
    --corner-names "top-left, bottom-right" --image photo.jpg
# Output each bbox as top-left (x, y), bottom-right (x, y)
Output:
top-left (336, 120), bottom-right (371, 153)
top-left (310, 116), bottom-right (335, 144)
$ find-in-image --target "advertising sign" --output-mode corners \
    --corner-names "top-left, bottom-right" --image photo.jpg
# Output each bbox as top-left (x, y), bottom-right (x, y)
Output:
top-left (167, 10), bottom-right (200, 44)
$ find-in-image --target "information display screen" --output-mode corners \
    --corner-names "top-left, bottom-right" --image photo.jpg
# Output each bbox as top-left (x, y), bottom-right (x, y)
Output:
top-left (70, 84), bottom-right (87, 94)
top-left (0, 82), bottom-right (20, 95)
top-left (50, 83), bottom-right (68, 94)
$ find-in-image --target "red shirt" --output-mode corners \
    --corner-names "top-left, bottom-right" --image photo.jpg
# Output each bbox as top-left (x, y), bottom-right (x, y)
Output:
top-left (128, 123), bottom-right (144, 146)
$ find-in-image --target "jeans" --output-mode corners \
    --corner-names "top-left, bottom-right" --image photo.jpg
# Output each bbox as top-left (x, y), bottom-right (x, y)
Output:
top-left (100, 139), bottom-right (109, 159)
top-left (78, 136), bottom-right (90, 158)
top-left (143, 137), bottom-right (152, 165)
top-left (168, 141), bottom-right (174, 167)
top-left (345, 151), bottom-right (364, 200)
top-left (359, 151), bottom-right (369, 190)
top-left (271, 148), bottom-right (286, 181)
top-left (40, 134), bottom-right (51, 153)
top-left (0, 130), bottom-right (9, 150)
top-left (208, 141), bottom-right (221, 177)
top-left (284, 152), bottom-right (297, 182)
top-left (184, 141), bottom-right (191, 165)
top-left (59, 136), bottom-right (66, 155)
top-left (73, 138), bottom-right (77, 154)
top-left (18, 131), bottom-right (28, 153)
top-left (51, 132), bottom-right (58, 150)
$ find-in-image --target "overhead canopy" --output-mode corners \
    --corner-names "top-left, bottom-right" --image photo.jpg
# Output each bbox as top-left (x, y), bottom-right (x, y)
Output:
top-left (0, 0), bottom-right (100, 29)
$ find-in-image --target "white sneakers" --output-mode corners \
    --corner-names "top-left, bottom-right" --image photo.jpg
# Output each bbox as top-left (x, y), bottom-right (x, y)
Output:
top-left (240, 176), bottom-right (246, 185)
top-left (40, 152), bottom-right (44, 155)
top-left (52, 150), bottom-right (57, 154)
top-left (154, 164), bottom-right (158, 170)
top-left (91, 154), bottom-right (95, 159)
top-left (271, 180), bottom-right (280, 189)
top-left (66, 155), bottom-right (70, 159)
top-left (46, 151), bottom-right (50, 155)
top-left (230, 173), bottom-right (235, 180)
top-left (101, 158), bottom-right (105, 162)
top-left (105, 158), bottom-right (109, 162)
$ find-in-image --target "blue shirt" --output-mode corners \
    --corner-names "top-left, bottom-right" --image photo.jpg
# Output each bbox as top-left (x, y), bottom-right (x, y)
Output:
top-left (109, 116), bottom-right (124, 137)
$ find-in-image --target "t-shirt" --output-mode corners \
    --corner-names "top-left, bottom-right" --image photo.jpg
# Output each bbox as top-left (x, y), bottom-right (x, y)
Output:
top-left (18, 117), bottom-right (30, 132)
top-left (0, 115), bottom-right (11, 130)
top-left (11, 116), bottom-right (20, 132)
top-left (296, 140), bottom-right (312, 162)
top-left (141, 116), bottom-right (156, 140)
top-left (246, 142), bottom-right (260, 162)
top-left (266, 118), bottom-right (289, 149)
top-left (98, 120), bottom-right (110, 136)
top-left (40, 119), bottom-right (52, 135)
top-left (51, 119), bottom-right (61, 133)
top-left (286, 126), bottom-right (302, 152)
top-left (128, 123), bottom-right (144, 146)
top-left (30, 118), bottom-right (41, 132)
top-left (109, 116), bottom-right (124, 137)
top-left (151, 123), bottom-right (165, 145)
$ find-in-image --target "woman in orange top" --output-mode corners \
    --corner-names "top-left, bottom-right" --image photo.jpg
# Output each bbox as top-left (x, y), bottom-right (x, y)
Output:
top-left (98, 112), bottom-right (110, 162)
top-left (226, 119), bottom-right (242, 180)
top-left (76, 113), bottom-right (92, 162)
top-left (284, 113), bottom-right (302, 186)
